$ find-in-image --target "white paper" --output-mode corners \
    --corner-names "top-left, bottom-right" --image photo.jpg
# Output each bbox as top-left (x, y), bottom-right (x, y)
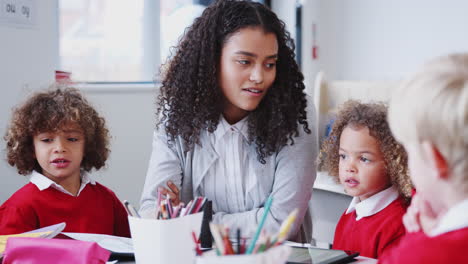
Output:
top-left (128, 212), bottom-right (203, 264)
top-left (0, 222), bottom-right (66, 257)
top-left (283, 241), bottom-right (312, 248)
top-left (24, 222), bottom-right (66, 238)
top-left (196, 245), bottom-right (291, 264)
top-left (61, 232), bottom-right (133, 254)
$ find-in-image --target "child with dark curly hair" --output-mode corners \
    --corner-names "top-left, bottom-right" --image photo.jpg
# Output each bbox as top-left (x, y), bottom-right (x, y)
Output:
top-left (140, 0), bottom-right (317, 242)
top-left (319, 100), bottom-right (412, 258)
top-left (0, 87), bottom-right (130, 237)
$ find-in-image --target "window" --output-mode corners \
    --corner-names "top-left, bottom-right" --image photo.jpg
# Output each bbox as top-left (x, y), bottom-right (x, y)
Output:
top-left (159, 0), bottom-right (206, 64)
top-left (59, 0), bottom-right (159, 83)
top-left (59, 0), bottom-right (267, 83)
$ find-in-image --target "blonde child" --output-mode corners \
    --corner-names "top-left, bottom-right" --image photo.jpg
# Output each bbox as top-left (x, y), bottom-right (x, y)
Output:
top-left (320, 100), bottom-right (413, 258)
top-left (0, 87), bottom-right (130, 237)
top-left (379, 54), bottom-right (468, 263)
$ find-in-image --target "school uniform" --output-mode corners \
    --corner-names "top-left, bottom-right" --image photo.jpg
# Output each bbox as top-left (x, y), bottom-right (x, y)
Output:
top-left (0, 171), bottom-right (130, 237)
top-left (379, 199), bottom-right (468, 264)
top-left (140, 99), bottom-right (318, 242)
top-left (332, 186), bottom-right (407, 258)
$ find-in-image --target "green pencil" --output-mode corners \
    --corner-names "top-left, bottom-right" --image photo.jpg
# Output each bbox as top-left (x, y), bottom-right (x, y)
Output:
top-left (246, 195), bottom-right (273, 254)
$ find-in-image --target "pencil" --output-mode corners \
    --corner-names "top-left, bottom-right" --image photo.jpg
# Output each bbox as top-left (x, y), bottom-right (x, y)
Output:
top-left (275, 208), bottom-right (298, 245)
top-left (191, 231), bottom-right (203, 256)
top-left (209, 223), bottom-right (225, 255)
top-left (246, 195), bottom-right (273, 254)
top-left (236, 228), bottom-right (241, 254)
top-left (123, 200), bottom-right (141, 218)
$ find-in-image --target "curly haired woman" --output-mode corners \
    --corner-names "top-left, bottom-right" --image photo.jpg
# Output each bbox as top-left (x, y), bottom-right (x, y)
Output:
top-left (139, 0), bottom-right (317, 242)
top-left (0, 87), bottom-right (130, 237)
top-left (319, 100), bottom-right (413, 258)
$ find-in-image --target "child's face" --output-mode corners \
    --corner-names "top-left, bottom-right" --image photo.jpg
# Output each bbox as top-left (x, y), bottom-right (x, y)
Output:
top-left (338, 126), bottom-right (391, 201)
top-left (33, 123), bottom-right (85, 186)
top-left (219, 26), bottom-right (278, 124)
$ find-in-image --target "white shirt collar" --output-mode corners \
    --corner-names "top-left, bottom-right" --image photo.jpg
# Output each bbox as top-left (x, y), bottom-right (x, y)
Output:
top-left (30, 170), bottom-right (96, 197)
top-left (430, 198), bottom-right (468, 237)
top-left (346, 185), bottom-right (399, 221)
top-left (214, 115), bottom-right (249, 141)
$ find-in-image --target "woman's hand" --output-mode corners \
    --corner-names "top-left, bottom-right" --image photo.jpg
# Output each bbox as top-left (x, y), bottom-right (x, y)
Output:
top-left (158, 181), bottom-right (181, 206)
top-left (403, 194), bottom-right (441, 234)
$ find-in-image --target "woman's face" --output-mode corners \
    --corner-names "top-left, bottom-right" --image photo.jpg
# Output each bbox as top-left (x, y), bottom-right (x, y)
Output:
top-left (219, 26), bottom-right (278, 124)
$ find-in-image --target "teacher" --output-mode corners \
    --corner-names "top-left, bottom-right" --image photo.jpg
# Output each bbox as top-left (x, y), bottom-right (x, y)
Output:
top-left (139, 0), bottom-right (317, 242)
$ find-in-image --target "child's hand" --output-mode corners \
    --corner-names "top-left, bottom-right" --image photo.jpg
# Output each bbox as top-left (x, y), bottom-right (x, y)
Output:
top-left (158, 181), bottom-right (181, 206)
top-left (403, 194), bottom-right (441, 234)
top-left (403, 195), bottom-right (422, 233)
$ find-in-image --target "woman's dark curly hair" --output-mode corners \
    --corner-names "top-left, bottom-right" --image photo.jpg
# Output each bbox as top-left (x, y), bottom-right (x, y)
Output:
top-left (157, 0), bottom-right (310, 163)
top-left (4, 85), bottom-right (110, 175)
top-left (319, 100), bottom-right (413, 200)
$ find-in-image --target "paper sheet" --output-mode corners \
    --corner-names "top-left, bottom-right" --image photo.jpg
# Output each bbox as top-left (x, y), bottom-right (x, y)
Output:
top-left (129, 212), bottom-right (203, 264)
top-left (62, 232), bottom-right (133, 254)
top-left (0, 222), bottom-right (66, 255)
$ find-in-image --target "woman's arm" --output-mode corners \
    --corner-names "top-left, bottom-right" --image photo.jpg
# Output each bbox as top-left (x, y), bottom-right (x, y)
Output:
top-left (213, 102), bottom-right (318, 240)
top-left (139, 129), bottom-right (184, 218)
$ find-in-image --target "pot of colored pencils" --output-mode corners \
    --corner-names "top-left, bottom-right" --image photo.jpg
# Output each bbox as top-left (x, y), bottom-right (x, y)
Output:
top-left (194, 201), bottom-right (299, 264)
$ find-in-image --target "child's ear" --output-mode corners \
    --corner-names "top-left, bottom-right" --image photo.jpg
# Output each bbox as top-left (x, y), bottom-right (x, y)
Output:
top-left (422, 141), bottom-right (449, 179)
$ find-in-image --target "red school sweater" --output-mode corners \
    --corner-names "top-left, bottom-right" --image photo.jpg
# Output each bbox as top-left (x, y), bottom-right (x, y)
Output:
top-left (332, 198), bottom-right (407, 258)
top-left (0, 182), bottom-right (130, 237)
top-left (378, 227), bottom-right (468, 264)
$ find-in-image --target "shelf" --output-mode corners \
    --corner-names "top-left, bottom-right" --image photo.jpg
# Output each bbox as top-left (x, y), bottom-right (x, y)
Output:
top-left (313, 171), bottom-right (350, 196)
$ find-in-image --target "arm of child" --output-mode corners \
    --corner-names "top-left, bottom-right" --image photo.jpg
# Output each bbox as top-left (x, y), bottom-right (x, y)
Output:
top-left (110, 194), bottom-right (131, 238)
top-left (0, 205), bottom-right (37, 235)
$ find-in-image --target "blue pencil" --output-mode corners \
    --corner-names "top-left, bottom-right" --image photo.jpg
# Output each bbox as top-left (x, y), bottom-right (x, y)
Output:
top-left (246, 195), bottom-right (273, 254)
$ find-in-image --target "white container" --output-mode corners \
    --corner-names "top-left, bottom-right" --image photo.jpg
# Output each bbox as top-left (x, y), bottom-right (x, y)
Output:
top-left (195, 245), bottom-right (291, 264)
top-left (128, 212), bottom-right (203, 264)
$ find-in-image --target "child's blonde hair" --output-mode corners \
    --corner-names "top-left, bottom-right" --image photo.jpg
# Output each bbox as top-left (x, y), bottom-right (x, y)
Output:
top-left (320, 100), bottom-right (413, 200)
top-left (388, 53), bottom-right (468, 192)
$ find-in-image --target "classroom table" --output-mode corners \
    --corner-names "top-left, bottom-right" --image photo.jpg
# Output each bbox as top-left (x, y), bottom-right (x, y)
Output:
top-left (352, 256), bottom-right (378, 263)
top-left (113, 255), bottom-right (378, 263)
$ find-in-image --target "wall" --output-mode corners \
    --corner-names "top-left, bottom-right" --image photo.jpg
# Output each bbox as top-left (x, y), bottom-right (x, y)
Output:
top-left (271, 0), bottom-right (296, 42)
top-left (303, 0), bottom-right (468, 82)
top-left (0, 0), bottom-right (59, 203)
top-left (79, 85), bottom-right (156, 207)
top-left (0, 2), bottom-right (157, 207)
top-left (299, 0), bottom-right (468, 244)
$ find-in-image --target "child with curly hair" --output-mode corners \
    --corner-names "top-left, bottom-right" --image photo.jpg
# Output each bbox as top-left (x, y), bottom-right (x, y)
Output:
top-left (140, 0), bottom-right (317, 242)
top-left (0, 87), bottom-right (130, 237)
top-left (379, 54), bottom-right (468, 263)
top-left (319, 100), bottom-right (412, 258)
